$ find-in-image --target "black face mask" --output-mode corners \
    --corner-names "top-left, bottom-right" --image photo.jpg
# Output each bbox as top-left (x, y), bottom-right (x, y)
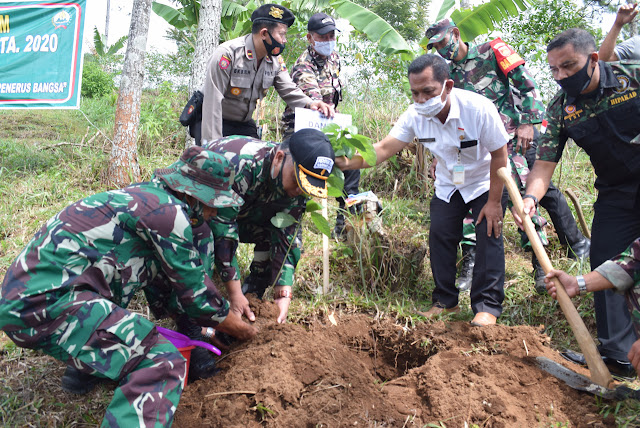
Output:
top-left (263, 30), bottom-right (285, 57)
top-left (557, 58), bottom-right (594, 98)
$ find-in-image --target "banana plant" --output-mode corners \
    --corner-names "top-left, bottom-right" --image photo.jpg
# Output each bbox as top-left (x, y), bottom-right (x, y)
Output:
top-left (330, 0), bottom-right (414, 60)
top-left (93, 27), bottom-right (127, 57)
top-left (422, 0), bottom-right (531, 49)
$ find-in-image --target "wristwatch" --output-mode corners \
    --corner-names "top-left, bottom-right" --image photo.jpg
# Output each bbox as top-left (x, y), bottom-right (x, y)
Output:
top-left (275, 288), bottom-right (293, 300)
top-left (576, 275), bottom-right (587, 296)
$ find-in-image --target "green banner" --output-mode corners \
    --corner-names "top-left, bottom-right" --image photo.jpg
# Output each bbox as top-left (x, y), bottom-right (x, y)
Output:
top-left (0, 0), bottom-right (86, 109)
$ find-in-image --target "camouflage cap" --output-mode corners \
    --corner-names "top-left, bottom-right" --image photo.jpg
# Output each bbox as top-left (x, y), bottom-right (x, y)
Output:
top-left (251, 4), bottom-right (295, 27)
top-left (155, 146), bottom-right (244, 208)
top-left (289, 128), bottom-right (335, 199)
top-left (425, 18), bottom-right (456, 49)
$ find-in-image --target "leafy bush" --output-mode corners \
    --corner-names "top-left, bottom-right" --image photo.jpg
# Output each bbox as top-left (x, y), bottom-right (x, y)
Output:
top-left (138, 82), bottom-right (184, 153)
top-left (81, 59), bottom-right (114, 98)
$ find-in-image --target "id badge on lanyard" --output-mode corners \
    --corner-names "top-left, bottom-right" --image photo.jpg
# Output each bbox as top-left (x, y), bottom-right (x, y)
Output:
top-left (453, 151), bottom-right (465, 185)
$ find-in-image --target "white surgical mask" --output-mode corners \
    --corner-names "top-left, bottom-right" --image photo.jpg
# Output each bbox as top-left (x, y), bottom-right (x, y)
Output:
top-left (413, 83), bottom-right (447, 118)
top-left (313, 40), bottom-right (336, 57)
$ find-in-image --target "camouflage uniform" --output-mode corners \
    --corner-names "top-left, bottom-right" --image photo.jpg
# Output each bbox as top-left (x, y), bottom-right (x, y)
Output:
top-left (595, 237), bottom-right (640, 338)
top-left (281, 45), bottom-right (359, 230)
top-left (0, 179), bottom-right (230, 427)
top-left (449, 39), bottom-right (549, 247)
top-left (538, 60), bottom-right (640, 360)
top-left (281, 46), bottom-right (342, 137)
top-left (202, 136), bottom-right (307, 292)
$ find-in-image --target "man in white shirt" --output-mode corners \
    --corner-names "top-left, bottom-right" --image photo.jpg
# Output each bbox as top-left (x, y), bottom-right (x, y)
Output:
top-left (337, 54), bottom-right (508, 326)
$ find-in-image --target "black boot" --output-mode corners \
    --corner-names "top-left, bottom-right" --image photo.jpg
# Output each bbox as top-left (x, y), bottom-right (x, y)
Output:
top-left (532, 254), bottom-right (547, 295)
top-left (175, 314), bottom-right (219, 382)
top-left (456, 244), bottom-right (476, 292)
top-left (240, 271), bottom-right (270, 299)
top-left (61, 365), bottom-right (105, 395)
top-left (567, 237), bottom-right (590, 261)
top-left (331, 213), bottom-right (347, 241)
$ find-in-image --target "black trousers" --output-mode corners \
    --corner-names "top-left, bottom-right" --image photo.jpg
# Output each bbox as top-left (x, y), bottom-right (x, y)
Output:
top-left (523, 144), bottom-right (585, 247)
top-left (591, 197), bottom-right (640, 361)
top-left (430, 190), bottom-right (505, 316)
top-left (222, 119), bottom-right (259, 139)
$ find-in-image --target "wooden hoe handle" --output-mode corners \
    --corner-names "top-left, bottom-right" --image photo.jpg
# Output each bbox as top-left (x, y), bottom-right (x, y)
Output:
top-left (497, 167), bottom-right (612, 388)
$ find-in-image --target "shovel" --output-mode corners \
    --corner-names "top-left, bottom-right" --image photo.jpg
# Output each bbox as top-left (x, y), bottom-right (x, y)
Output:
top-left (496, 167), bottom-right (613, 389)
top-left (535, 356), bottom-right (640, 399)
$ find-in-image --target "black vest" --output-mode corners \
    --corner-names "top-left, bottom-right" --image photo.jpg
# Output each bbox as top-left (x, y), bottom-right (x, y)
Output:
top-left (562, 62), bottom-right (640, 207)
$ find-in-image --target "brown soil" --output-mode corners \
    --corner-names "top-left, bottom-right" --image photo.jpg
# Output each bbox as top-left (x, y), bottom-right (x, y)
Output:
top-left (174, 297), bottom-right (615, 428)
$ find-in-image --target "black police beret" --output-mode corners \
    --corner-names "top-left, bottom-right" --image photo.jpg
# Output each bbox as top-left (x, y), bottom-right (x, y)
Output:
top-left (251, 4), bottom-right (295, 27)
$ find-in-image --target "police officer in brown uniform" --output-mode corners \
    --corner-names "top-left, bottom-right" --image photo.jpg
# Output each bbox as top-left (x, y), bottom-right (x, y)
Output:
top-left (201, 4), bottom-right (334, 142)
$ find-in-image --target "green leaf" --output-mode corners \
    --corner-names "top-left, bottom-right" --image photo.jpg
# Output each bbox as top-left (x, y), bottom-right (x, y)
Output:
top-left (331, 0), bottom-right (415, 61)
top-left (310, 212), bottom-right (331, 237)
top-left (327, 170), bottom-right (344, 197)
top-left (270, 212), bottom-right (297, 229)
top-left (306, 200), bottom-right (323, 212)
top-left (436, 0), bottom-right (456, 21)
top-left (359, 145), bottom-right (377, 167)
top-left (451, 0), bottom-right (530, 41)
top-left (152, 2), bottom-right (190, 30)
top-left (327, 186), bottom-right (343, 198)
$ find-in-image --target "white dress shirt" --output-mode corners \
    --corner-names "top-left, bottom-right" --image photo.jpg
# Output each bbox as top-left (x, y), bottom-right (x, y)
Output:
top-left (390, 87), bottom-right (509, 203)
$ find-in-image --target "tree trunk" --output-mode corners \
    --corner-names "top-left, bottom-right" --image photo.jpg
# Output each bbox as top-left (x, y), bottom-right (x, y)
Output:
top-left (106, 0), bottom-right (151, 187)
top-left (105, 0), bottom-right (111, 46)
top-left (185, 0), bottom-right (222, 147)
top-left (629, 0), bottom-right (638, 36)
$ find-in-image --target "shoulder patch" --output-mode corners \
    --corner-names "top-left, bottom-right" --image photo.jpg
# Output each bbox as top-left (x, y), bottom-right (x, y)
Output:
top-left (219, 55), bottom-right (231, 70)
top-left (277, 55), bottom-right (287, 72)
top-left (490, 38), bottom-right (524, 77)
top-left (614, 75), bottom-right (631, 94)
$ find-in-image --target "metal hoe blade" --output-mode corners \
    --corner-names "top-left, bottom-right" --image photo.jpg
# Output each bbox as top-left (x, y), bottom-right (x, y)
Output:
top-left (535, 357), bottom-right (640, 400)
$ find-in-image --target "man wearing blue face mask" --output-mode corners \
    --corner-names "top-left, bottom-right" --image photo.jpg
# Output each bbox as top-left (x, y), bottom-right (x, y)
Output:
top-left (337, 54), bottom-right (509, 327)
top-left (282, 12), bottom-right (359, 238)
top-left (517, 28), bottom-right (640, 379)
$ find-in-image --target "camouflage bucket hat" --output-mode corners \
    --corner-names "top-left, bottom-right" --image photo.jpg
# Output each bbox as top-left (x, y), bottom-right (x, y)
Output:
top-left (425, 18), bottom-right (455, 49)
top-left (155, 146), bottom-right (244, 208)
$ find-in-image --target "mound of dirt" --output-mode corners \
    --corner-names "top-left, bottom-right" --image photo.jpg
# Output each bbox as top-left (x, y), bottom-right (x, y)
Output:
top-left (174, 298), bottom-right (616, 427)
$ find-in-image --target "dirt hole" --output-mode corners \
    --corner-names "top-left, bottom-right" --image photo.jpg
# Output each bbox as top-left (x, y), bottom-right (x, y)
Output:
top-left (174, 298), bottom-right (614, 427)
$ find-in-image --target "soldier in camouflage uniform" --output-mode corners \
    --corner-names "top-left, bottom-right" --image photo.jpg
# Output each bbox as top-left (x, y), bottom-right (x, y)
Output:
top-left (544, 236), bottom-right (640, 373)
top-left (198, 128), bottom-right (335, 325)
top-left (281, 12), bottom-right (359, 238)
top-left (426, 19), bottom-right (589, 293)
top-left (0, 146), bottom-right (258, 427)
top-left (522, 28), bottom-right (640, 378)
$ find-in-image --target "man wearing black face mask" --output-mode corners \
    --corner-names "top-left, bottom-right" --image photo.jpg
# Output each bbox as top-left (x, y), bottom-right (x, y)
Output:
top-left (200, 4), bottom-right (334, 142)
top-left (517, 28), bottom-right (640, 380)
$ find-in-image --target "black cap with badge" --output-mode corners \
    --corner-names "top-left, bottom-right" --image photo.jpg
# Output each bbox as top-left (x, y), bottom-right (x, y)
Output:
top-left (288, 128), bottom-right (335, 198)
top-left (308, 12), bottom-right (339, 35)
top-left (251, 3), bottom-right (295, 27)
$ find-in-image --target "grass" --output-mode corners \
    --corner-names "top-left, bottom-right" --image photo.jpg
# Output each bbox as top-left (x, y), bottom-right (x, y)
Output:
top-left (1, 91), bottom-right (639, 426)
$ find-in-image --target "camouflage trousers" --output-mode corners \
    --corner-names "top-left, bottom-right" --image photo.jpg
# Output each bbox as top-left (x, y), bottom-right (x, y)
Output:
top-left (2, 289), bottom-right (185, 427)
top-left (461, 141), bottom-right (548, 250)
top-left (238, 222), bottom-right (302, 293)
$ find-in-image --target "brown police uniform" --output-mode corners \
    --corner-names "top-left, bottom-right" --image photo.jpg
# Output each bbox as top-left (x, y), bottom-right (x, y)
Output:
top-left (201, 34), bottom-right (312, 142)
